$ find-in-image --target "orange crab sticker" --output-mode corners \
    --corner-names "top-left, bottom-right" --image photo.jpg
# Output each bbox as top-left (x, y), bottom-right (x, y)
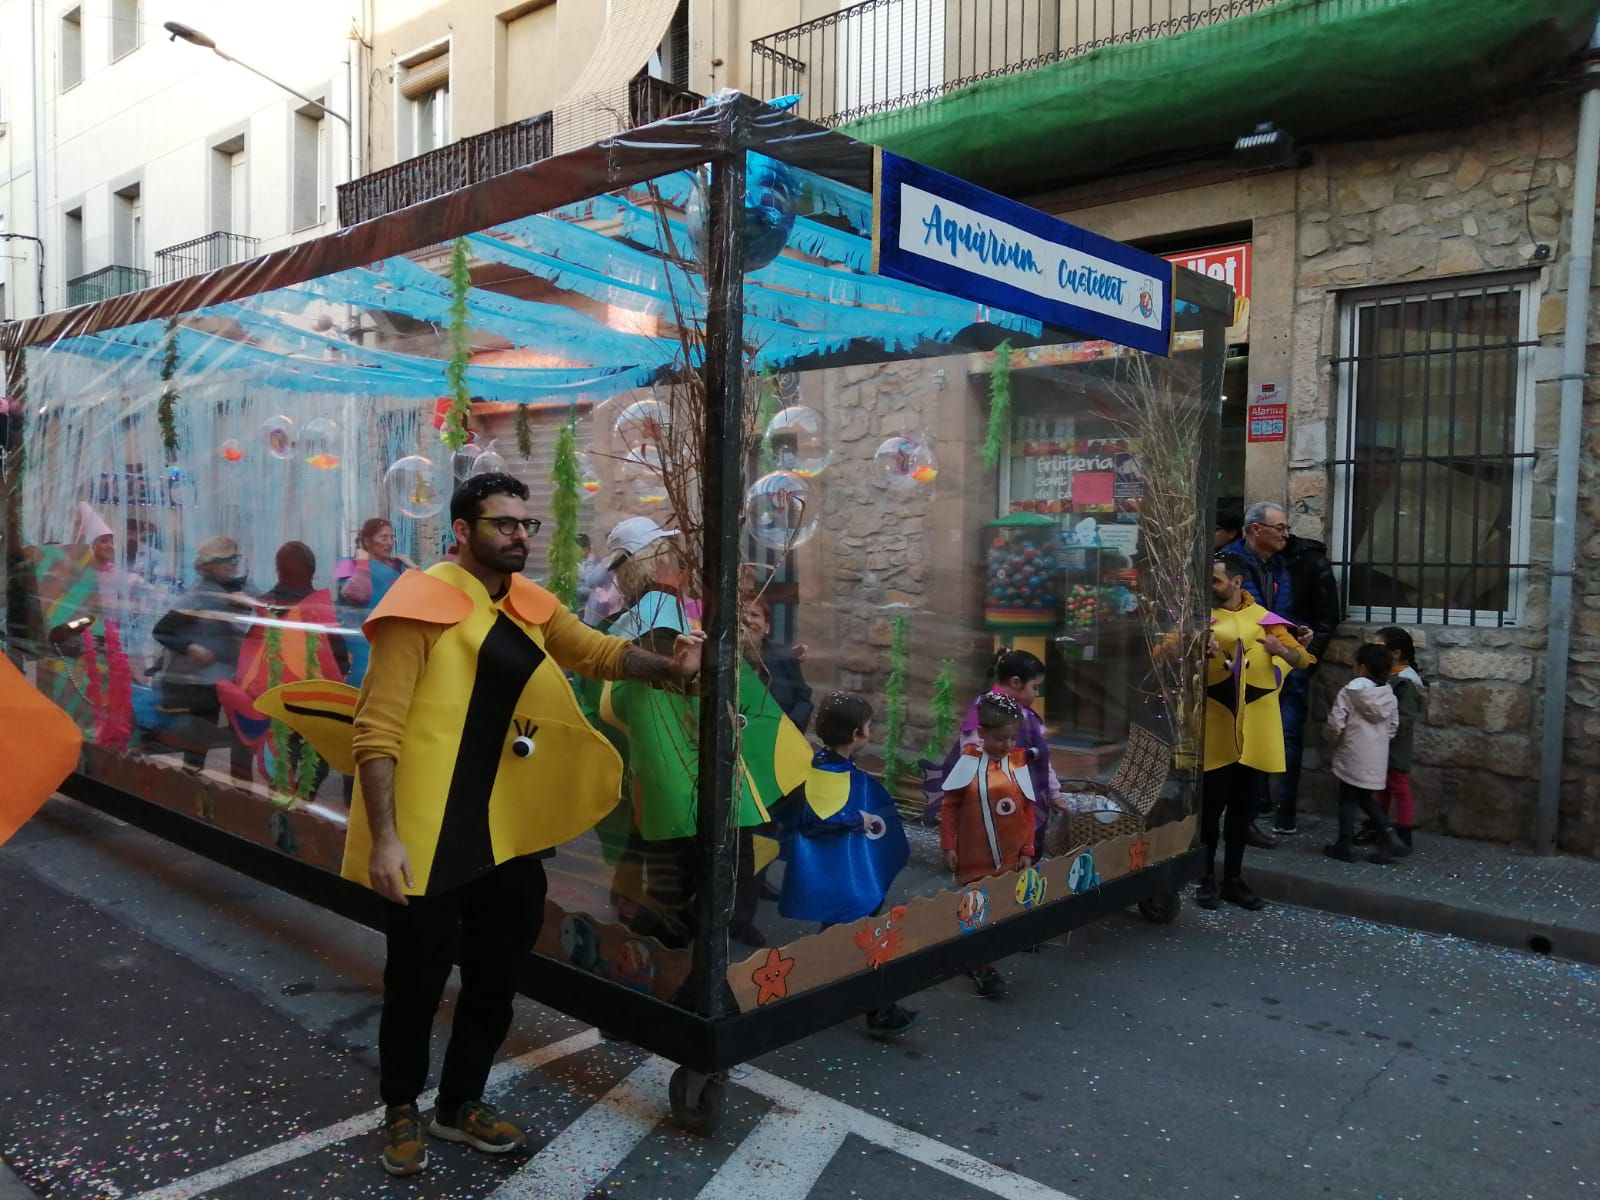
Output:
top-left (854, 905), bottom-right (910, 967)
top-left (752, 947), bottom-right (795, 1006)
top-left (1128, 835), bottom-right (1151, 871)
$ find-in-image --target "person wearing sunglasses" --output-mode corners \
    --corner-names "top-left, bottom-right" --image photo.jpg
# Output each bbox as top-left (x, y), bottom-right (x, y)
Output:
top-left (343, 472), bottom-right (704, 1180)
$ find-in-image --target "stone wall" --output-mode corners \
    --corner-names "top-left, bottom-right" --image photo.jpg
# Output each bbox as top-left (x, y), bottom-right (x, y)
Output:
top-left (1287, 97), bottom-right (1600, 855)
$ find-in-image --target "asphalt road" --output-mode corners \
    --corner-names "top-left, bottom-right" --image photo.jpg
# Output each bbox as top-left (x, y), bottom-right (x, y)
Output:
top-left (1, 798), bottom-right (1595, 1200)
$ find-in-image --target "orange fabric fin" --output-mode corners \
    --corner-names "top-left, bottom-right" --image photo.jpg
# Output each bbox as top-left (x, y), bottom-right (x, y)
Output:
top-left (362, 570), bottom-right (473, 640)
top-left (505, 576), bottom-right (558, 626)
top-left (0, 656), bottom-right (83, 846)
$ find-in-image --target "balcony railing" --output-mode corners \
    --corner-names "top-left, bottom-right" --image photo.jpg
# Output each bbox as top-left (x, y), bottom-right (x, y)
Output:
top-left (751, 0), bottom-right (1292, 128)
top-left (338, 76), bottom-right (703, 226)
top-left (153, 231), bottom-right (261, 285)
top-left (66, 265), bottom-right (148, 307)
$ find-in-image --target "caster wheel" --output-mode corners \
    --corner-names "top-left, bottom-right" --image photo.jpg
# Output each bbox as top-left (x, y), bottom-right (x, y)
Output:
top-left (668, 1066), bottom-right (725, 1136)
top-left (1137, 890), bottom-right (1181, 925)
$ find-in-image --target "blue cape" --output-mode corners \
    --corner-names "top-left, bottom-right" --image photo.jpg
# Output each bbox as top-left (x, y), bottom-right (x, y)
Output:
top-left (777, 750), bottom-right (909, 925)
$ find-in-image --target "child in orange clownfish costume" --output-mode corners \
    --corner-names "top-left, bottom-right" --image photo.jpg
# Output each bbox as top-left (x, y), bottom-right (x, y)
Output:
top-left (940, 692), bottom-right (1035, 997)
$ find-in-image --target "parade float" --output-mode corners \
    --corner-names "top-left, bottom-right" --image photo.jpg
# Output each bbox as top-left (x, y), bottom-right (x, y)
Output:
top-left (0, 94), bottom-right (1229, 1132)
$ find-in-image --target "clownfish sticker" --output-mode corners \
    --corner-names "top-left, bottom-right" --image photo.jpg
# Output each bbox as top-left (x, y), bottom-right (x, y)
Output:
top-left (956, 885), bottom-right (990, 934)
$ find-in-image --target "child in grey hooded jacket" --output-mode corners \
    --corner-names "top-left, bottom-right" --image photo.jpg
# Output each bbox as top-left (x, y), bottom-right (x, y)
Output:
top-left (1324, 643), bottom-right (1409, 865)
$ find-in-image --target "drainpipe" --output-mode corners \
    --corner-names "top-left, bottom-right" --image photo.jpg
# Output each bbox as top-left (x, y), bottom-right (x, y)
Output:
top-left (1535, 27), bottom-right (1600, 855)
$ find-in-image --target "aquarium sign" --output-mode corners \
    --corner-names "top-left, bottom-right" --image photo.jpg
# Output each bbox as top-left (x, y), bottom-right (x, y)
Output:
top-left (873, 151), bottom-right (1172, 356)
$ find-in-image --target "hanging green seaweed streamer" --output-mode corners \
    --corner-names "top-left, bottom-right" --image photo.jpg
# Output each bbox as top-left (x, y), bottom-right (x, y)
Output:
top-left (882, 614), bottom-right (910, 789)
top-left (158, 316), bottom-right (181, 458)
top-left (293, 631), bottom-right (325, 805)
top-left (982, 339), bottom-right (1013, 469)
top-left (515, 402), bottom-right (535, 461)
top-left (440, 237), bottom-right (473, 451)
top-left (263, 626), bottom-right (291, 802)
top-left (923, 658), bottom-right (958, 761)
top-left (546, 411), bottom-right (582, 609)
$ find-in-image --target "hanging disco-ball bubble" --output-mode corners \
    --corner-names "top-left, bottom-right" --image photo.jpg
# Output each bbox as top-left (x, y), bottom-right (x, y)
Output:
top-left (613, 397), bottom-right (671, 459)
top-left (470, 439), bottom-right (507, 477)
top-left (745, 469), bottom-right (821, 551)
top-left (764, 405), bottom-right (831, 479)
top-left (451, 441), bottom-right (484, 483)
top-left (220, 439), bottom-right (244, 464)
top-left (262, 415), bottom-right (297, 461)
top-left (874, 436), bottom-right (939, 494)
top-left (620, 451), bottom-right (668, 509)
top-left (685, 153), bottom-right (798, 273)
top-left (384, 455), bottom-right (444, 520)
top-left (300, 417), bottom-right (341, 470)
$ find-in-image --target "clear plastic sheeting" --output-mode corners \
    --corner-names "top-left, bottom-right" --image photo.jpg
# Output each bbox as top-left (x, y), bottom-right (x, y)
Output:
top-left (1, 95), bottom-right (1227, 1028)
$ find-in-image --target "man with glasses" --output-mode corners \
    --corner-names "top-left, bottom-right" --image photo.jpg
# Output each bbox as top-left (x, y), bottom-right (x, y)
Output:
top-left (349, 473), bottom-right (705, 1179)
top-left (1221, 503), bottom-right (1314, 848)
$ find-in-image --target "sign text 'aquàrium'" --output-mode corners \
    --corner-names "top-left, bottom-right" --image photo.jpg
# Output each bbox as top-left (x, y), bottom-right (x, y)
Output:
top-left (917, 204), bottom-right (1130, 309)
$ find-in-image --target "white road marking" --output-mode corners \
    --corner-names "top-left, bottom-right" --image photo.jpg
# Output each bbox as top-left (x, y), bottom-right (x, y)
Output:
top-left (129, 1029), bottom-right (600, 1200)
top-left (487, 1057), bottom-right (674, 1199)
top-left (694, 1095), bottom-right (849, 1200)
top-left (129, 1029), bottom-right (1079, 1200)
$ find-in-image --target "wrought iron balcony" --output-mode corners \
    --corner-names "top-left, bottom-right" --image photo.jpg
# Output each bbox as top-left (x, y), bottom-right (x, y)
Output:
top-left (750, 0), bottom-right (1292, 128)
top-left (153, 231), bottom-right (261, 285)
top-left (337, 77), bottom-right (703, 226)
top-left (66, 265), bottom-right (149, 307)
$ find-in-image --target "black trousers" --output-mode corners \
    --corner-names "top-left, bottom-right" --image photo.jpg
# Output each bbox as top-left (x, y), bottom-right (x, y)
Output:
top-left (1336, 780), bottom-right (1391, 842)
top-left (1201, 763), bottom-right (1258, 882)
top-left (378, 854), bottom-right (548, 1111)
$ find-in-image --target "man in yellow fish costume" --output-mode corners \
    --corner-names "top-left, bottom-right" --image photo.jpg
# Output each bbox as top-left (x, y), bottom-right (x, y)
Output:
top-left (345, 474), bottom-right (703, 1179)
top-left (1201, 552), bottom-right (1313, 914)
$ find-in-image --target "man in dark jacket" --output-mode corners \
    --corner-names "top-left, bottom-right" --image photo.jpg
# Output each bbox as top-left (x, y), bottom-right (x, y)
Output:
top-left (1273, 532), bottom-right (1343, 833)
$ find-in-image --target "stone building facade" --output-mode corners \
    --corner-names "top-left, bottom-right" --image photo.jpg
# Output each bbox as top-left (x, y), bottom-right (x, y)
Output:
top-left (1042, 94), bottom-right (1600, 855)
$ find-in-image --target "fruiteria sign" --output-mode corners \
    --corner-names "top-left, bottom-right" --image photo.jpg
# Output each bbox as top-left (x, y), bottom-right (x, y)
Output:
top-left (872, 151), bottom-right (1173, 356)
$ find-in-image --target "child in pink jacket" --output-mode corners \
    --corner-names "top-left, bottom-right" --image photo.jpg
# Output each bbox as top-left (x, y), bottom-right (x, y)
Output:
top-left (1323, 643), bottom-right (1409, 865)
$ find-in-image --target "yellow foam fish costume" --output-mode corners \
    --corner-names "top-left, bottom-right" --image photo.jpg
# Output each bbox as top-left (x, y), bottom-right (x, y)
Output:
top-left (265, 562), bottom-right (623, 896)
top-left (1204, 603), bottom-right (1313, 774)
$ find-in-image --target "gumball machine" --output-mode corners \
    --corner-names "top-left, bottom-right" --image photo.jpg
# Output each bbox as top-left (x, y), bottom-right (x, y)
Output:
top-left (982, 513), bottom-right (1063, 634)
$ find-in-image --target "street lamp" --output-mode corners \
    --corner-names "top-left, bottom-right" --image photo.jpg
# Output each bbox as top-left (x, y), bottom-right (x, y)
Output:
top-left (163, 21), bottom-right (351, 129)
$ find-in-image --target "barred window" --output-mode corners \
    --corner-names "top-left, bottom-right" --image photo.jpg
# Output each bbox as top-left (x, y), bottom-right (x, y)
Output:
top-left (1331, 277), bottom-right (1537, 626)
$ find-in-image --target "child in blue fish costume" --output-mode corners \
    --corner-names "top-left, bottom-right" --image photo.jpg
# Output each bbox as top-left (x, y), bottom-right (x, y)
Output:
top-left (776, 691), bottom-right (918, 1038)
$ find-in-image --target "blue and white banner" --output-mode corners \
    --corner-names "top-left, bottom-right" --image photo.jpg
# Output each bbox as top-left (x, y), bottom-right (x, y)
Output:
top-left (872, 151), bottom-right (1172, 356)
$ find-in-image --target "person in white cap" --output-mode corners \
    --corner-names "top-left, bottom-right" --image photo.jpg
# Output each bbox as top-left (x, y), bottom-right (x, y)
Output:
top-left (603, 516), bottom-right (687, 641)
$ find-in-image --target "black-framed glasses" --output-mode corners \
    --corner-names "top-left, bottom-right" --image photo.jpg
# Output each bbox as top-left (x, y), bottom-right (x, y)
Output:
top-left (472, 516), bottom-right (542, 538)
top-left (1255, 522), bottom-right (1290, 534)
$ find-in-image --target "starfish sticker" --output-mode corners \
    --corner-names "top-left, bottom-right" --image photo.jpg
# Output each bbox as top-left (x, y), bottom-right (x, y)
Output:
top-left (1128, 835), bottom-right (1151, 872)
top-left (751, 947), bottom-right (795, 1006)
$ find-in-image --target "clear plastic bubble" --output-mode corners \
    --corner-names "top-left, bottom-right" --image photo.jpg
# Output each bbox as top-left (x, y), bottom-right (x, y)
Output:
top-left (383, 455), bottom-right (444, 520)
top-left (470, 440), bottom-right (507, 476)
top-left (621, 453), bottom-right (670, 508)
top-left (577, 453), bottom-right (601, 498)
top-left (874, 436), bottom-right (938, 494)
top-left (613, 397), bottom-right (671, 458)
top-left (220, 439), bottom-right (244, 464)
top-left (262, 415), bottom-right (297, 461)
top-left (451, 442), bottom-right (484, 482)
top-left (745, 470), bottom-right (821, 550)
top-left (764, 405), bottom-right (830, 479)
top-left (300, 417), bottom-right (340, 469)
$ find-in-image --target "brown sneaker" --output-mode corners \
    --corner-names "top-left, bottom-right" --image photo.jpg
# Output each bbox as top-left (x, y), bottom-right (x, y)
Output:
top-left (429, 1099), bottom-right (527, 1154)
top-left (381, 1103), bottom-right (428, 1177)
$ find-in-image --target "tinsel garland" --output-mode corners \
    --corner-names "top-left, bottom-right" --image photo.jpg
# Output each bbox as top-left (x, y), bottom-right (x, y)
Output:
top-left (101, 620), bottom-right (133, 750)
top-left (922, 658), bottom-right (957, 761)
top-left (158, 317), bottom-right (181, 458)
top-left (546, 414), bottom-right (582, 609)
top-left (264, 626), bottom-right (291, 801)
top-left (440, 237), bottom-right (474, 451)
top-left (881, 614), bottom-right (910, 788)
top-left (515, 402), bottom-right (535, 460)
top-left (982, 340), bottom-right (1013, 469)
top-left (81, 625), bottom-right (103, 737)
top-left (293, 630), bottom-right (324, 804)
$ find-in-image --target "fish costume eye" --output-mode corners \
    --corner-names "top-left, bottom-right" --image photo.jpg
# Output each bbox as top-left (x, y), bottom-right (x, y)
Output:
top-left (512, 735), bottom-right (535, 758)
top-left (995, 796), bottom-right (1016, 817)
top-left (863, 813), bottom-right (886, 840)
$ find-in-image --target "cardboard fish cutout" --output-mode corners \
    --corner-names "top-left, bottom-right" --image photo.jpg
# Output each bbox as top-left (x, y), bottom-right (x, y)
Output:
top-left (0, 656), bottom-right (83, 845)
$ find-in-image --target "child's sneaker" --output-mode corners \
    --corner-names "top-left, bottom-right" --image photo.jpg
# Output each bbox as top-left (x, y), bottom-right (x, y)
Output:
top-left (1195, 876), bottom-right (1220, 909)
top-left (381, 1104), bottom-right (428, 1177)
top-left (1322, 841), bottom-right (1356, 862)
top-left (968, 967), bottom-right (1007, 997)
top-left (865, 1003), bottom-right (921, 1038)
top-left (428, 1100), bottom-right (526, 1154)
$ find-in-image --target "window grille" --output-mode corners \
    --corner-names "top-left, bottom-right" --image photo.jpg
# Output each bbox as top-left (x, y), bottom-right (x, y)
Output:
top-left (1330, 276), bottom-right (1538, 626)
